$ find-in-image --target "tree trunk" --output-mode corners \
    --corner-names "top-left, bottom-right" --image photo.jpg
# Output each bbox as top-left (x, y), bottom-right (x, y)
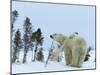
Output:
top-left (32, 43), bottom-right (38, 61)
top-left (31, 47), bottom-right (34, 61)
top-left (23, 52), bottom-right (27, 63)
top-left (12, 47), bottom-right (17, 63)
top-left (12, 51), bottom-right (17, 63)
top-left (23, 46), bottom-right (28, 63)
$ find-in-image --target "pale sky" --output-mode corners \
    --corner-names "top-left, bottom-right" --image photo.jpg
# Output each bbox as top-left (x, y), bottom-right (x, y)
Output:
top-left (12, 1), bottom-right (96, 50)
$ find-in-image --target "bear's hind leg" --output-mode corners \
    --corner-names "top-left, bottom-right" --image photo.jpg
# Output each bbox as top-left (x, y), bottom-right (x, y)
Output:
top-left (77, 50), bottom-right (86, 67)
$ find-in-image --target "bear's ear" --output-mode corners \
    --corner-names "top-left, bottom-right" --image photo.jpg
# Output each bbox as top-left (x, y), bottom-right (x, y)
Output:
top-left (74, 32), bottom-right (78, 35)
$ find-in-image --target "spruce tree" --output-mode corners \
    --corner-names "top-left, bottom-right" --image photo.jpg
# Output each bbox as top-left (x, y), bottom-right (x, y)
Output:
top-left (12, 10), bottom-right (18, 32)
top-left (23, 17), bottom-right (32, 63)
top-left (12, 29), bottom-right (22, 63)
top-left (29, 25), bottom-right (34, 61)
top-left (84, 46), bottom-right (93, 61)
top-left (32, 28), bottom-right (44, 61)
top-left (36, 48), bottom-right (44, 62)
top-left (11, 10), bottom-right (19, 61)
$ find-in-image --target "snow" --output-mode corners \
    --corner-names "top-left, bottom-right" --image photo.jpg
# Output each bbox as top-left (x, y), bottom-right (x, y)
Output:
top-left (12, 50), bottom-right (95, 74)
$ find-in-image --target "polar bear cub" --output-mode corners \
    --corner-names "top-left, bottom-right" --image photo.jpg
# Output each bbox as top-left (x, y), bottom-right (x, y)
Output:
top-left (50, 33), bottom-right (87, 67)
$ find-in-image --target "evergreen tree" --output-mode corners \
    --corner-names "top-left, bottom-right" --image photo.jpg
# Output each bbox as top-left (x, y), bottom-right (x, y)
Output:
top-left (12, 29), bottom-right (22, 63)
top-left (29, 25), bottom-right (34, 61)
top-left (84, 46), bottom-right (93, 61)
top-left (12, 10), bottom-right (18, 32)
top-left (11, 10), bottom-right (19, 61)
top-left (36, 48), bottom-right (44, 62)
top-left (31, 28), bottom-right (44, 61)
top-left (23, 17), bottom-right (32, 63)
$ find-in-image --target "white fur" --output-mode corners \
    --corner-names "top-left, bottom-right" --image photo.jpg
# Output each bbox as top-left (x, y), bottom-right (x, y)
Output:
top-left (50, 33), bottom-right (87, 67)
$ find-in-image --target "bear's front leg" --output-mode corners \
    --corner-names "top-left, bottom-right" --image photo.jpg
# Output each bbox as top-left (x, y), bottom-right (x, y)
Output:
top-left (70, 49), bottom-right (80, 67)
top-left (64, 47), bottom-right (72, 65)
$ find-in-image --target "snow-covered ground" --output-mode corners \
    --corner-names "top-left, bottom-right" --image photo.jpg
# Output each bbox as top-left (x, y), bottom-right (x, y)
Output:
top-left (12, 50), bottom-right (95, 74)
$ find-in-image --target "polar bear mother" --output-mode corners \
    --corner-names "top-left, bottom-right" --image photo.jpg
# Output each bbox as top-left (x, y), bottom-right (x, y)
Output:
top-left (50, 33), bottom-right (87, 67)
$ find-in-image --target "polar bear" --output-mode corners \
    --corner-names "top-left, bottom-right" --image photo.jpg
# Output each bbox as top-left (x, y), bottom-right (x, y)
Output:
top-left (50, 33), bottom-right (87, 67)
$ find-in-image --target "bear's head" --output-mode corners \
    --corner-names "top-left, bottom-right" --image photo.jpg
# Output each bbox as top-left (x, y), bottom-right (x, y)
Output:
top-left (50, 33), bottom-right (66, 45)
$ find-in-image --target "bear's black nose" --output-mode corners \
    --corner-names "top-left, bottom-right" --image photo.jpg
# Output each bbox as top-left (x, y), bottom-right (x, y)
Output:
top-left (50, 35), bottom-right (53, 38)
